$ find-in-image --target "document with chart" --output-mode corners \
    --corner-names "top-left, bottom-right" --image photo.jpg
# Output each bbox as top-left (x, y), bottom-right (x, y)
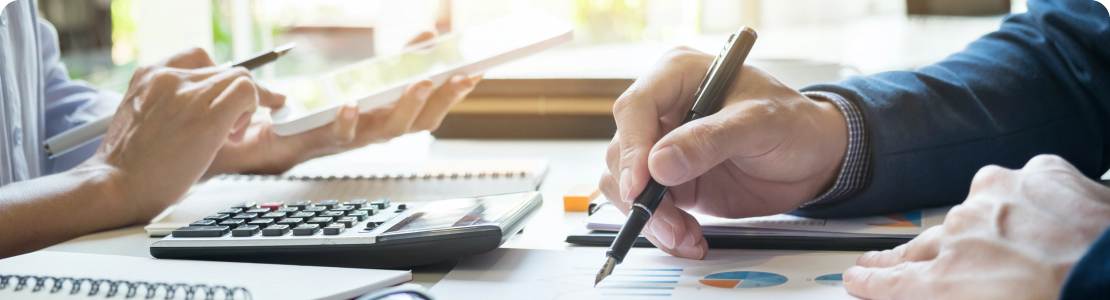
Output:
top-left (430, 248), bottom-right (860, 300)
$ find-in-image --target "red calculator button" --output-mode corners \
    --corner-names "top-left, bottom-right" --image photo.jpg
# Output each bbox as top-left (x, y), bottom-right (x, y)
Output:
top-left (259, 202), bottom-right (285, 211)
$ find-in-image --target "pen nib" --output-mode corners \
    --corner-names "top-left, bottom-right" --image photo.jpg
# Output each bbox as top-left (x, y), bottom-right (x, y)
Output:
top-left (594, 256), bottom-right (617, 287)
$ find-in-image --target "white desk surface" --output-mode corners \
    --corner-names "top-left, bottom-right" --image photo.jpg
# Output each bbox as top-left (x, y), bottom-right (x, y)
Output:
top-left (42, 139), bottom-right (634, 288)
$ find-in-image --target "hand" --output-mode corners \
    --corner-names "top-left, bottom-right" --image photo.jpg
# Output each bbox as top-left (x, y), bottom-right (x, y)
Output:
top-left (205, 32), bottom-right (482, 175)
top-left (598, 47), bottom-right (850, 259)
top-left (844, 155), bottom-right (1110, 300)
top-left (88, 48), bottom-right (283, 223)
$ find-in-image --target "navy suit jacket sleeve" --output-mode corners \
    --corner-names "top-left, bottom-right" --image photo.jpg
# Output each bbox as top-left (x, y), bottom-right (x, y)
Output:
top-left (796, 0), bottom-right (1110, 218)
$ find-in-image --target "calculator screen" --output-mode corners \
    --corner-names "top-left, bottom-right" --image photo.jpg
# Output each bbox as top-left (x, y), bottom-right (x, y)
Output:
top-left (382, 194), bottom-right (522, 234)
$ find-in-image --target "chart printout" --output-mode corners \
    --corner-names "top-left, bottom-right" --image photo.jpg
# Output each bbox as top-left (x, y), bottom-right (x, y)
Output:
top-left (430, 248), bottom-right (861, 300)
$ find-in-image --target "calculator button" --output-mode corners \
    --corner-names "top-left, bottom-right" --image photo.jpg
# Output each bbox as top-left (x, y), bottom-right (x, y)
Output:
top-left (396, 204), bottom-right (407, 211)
top-left (218, 208), bottom-right (243, 215)
top-left (302, 206), bottom-right (327, 215)
top-left (336, 217), bottom-right (357, 228)
top-left (293, 224), bottom-right (321, 236)
top-left (277, 217), bottom-right (304, 227)
top-left (330, 205), bottom-right (355, 214)
top-left (366, 221), bottom-right (385, 229)
top-left (371, 199), bottom-right (390, 209)
top-left (232, 225), bottom-right (261, 237)
top-left (344, 199), bottom-right (367, 209)
top-left (232, 213), bottom-right (258, 220)
top-left (276, 207), bottom-right (300, 214)
top-left (358, 206), bottom-right (379, 216)
top-left (288, 200), bottom-right (313, 209)
top-left (248, 218), bottom-right (275, 227)
top-left (230, 202), bottom-right (257, 210)
top-left (289, 212), bottom-right (315, 219)
top-left (262, 212), bottom-right (288, 219)
top-left (219, 219), bottom-right (246, 229)
top-left (172, 226), bottom-right (230, 237)
top-left (245, 208), bottom-right (271, 214)
top-left (323, 224), bottom-right (346, 235)
top-left (307, 217), bottom-right (333, 228)
top-left (259, 202), bottom-right (284, 211)
top-left (190, 220), bottom-right (218, 227)
top-left (204, 214), bottom-right (231, 222)
top-left (262, 224), bottom-right (291, 236)
top-left (319, 211), bottom-right (345, 219)
top-left (314, 200), bottom-right (339, 209)
top-left (347, 210), bottom-right (369, 221)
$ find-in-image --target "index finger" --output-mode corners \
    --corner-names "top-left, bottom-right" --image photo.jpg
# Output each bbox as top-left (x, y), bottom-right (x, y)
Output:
top-left (613, 47), bottom-right (713, 203)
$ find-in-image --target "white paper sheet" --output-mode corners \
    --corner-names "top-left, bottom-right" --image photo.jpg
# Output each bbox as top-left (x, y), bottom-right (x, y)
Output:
top-left (430, 249), bottom-right (862, 300)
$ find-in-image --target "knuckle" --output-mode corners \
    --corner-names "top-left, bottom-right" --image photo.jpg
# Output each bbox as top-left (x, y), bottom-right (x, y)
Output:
top-left (612, 93), bottom-right (637, 116)
top-left (970, 164), bottom-right (1010, 187)
top-left (1028, 154), bottom-right (1066, 166)
top-left (661, 46), bottom-right (705, 64)
top-left (943, 204), bottom-right (981, 233)
top-left (149, 69), bottom-right (181, 87)
top-left (682, 121), bottom-right (725, 159)
top-left (185, 47), bottom-right (208, 57)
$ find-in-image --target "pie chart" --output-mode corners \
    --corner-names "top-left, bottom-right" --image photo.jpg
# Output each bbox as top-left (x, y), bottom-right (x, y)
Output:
top-left (815, 273), bottom-right (843, 287)
top-left (698, 271), bottom-right (787, 288)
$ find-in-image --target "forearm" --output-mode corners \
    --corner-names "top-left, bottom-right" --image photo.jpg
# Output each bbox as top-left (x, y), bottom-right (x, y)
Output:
top-left (0, 163), bottom-right (130, 258)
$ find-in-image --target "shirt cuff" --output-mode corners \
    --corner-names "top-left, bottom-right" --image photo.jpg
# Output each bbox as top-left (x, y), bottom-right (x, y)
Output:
top-left (800, 91), bottom-right (871, 206)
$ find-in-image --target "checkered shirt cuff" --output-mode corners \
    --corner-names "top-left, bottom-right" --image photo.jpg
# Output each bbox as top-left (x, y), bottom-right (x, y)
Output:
top-left (800, 91), bottom-right (871, 206)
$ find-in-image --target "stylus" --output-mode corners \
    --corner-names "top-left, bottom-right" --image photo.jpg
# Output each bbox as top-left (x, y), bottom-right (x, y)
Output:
top-left (594, 27), bottom-right (757, 286)
top-left (43, 43), bottom-right (297, 158)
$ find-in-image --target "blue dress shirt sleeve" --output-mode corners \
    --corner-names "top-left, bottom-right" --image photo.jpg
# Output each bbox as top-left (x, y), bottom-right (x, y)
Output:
top-left (36, 19), bottom-right (121, 174)
top-left (794, 0), bottom-right (1110, 218)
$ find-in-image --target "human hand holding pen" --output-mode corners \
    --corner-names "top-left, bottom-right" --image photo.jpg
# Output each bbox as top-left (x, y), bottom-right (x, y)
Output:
top-left (598, 46), bottom-right (850, 259)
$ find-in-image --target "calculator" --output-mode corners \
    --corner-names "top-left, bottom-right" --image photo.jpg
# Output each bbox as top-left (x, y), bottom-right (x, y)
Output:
top-left (150, 192), bottom-right (542, 268)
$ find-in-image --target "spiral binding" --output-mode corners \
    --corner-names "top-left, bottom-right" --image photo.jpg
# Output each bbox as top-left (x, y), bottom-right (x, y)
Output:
top-left (0, 274), bottom-right (251, 300)
top-left (217, 170), bottom-right (532, 182)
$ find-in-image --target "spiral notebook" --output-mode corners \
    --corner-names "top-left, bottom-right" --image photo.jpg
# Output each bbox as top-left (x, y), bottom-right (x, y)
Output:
top-left (145, 159), bottom-right (548, 236)
top-left (0, 251), bottom-right (411, 299)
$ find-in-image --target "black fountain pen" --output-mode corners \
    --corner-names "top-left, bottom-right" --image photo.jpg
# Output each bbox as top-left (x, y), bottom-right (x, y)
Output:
top-left (595, 26), bottom-right (758, 286)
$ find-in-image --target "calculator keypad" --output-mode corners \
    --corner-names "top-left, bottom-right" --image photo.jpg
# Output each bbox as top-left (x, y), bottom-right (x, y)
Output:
top-left (172, 199), bottom-right (404, 239)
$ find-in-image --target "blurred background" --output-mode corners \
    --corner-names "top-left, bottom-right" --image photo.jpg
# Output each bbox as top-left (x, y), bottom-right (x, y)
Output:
top-left (39, 0), bottom-right (1024, 138)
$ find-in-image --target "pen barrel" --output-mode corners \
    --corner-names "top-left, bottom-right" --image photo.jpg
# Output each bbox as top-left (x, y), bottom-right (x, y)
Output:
top-left (233, 52), bottom-right (278, 70)
top-left (632, 178), bottom-right (669, 209)
top-left (606, 205), bottom-right (652, 264)
top-left (606, 179), bottom-right (669, 263)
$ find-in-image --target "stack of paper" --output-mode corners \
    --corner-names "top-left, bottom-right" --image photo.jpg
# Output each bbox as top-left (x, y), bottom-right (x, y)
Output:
top-left (587, 205), bottom-right (951, 238)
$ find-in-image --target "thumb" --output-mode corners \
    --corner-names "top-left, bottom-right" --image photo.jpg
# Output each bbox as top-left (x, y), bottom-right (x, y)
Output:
top-left (647, 104), bottom-right (776, 186)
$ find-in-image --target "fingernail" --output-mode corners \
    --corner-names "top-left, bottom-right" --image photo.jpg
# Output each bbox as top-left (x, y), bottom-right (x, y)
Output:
top-left (343, 104), bottom-right (357, 120)
top-left (416, 82), bottom-right (433, 100)
top-left (843, 266), bottom-right (865, 283)
top-left (859, 251), bottom-right (879, 265)
top-left (619, 168), bottom-right (633, 203)
top-left (650, 145), bottom-right (690, 183)
top-left (677, 236), bottom-right (706, 259)
top-left (650, 220), bottom-right (676, 249)
top-left (451, 74), bottom-right (466, 84)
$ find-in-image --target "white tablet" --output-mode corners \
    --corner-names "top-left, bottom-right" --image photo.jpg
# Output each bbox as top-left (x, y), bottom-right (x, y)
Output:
top-left (270, 9), bottom-right (573, 136)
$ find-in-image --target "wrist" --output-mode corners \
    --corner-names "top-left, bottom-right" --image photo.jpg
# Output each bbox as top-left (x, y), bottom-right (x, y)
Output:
top-left (65, 160), bottom-right (145, 226)
top-left (800, 91), bottom-right (871, 206)
top-left (813, 98), bottom-right (849, 194)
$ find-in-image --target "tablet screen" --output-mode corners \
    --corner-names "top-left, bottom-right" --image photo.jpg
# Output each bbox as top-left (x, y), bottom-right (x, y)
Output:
top-left (286, 35), bottom-right (465, 113)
